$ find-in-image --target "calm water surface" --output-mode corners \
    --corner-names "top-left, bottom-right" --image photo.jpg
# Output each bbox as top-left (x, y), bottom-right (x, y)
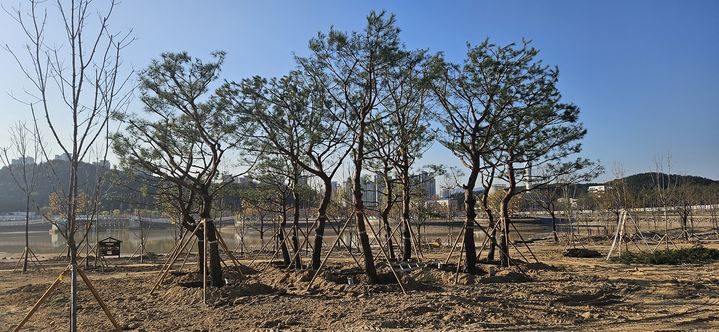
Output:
top-left (0, 217), bottom-right (553, 257)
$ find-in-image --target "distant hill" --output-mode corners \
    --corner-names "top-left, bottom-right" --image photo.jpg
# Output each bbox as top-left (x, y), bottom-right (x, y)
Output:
top-left (607, 172), bottom-right (717, 191)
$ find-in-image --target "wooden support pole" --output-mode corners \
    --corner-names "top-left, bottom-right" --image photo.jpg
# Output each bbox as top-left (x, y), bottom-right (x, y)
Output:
top-left (13, 269), bottom-right (67, 332)
top-left (471, 219), bottom-right (530, 279)
top-left (444, 225), bottom-right (466, 265)
top-left (509, 220), bottom-right (539, 263)
top-left (28, 248), bottom-right (46, 271)
top-left (13, 248), bottom-right (26, 272)
top-left (305, 216), bottom-right (354, 291)
top-left (77, 269), bottom-right (121, 331)
top-left (149, 223), bottom-right (201, 295)
top-left (373, 220), bottom-right (404, 262)
top-left (407, 221), bottom-right (425, 261)
top-left (454, 235), bottom-right (464, 285)
top-left (203, 220), bottom-right (208, 306)
top-left (289, 216), bottom-right (335, 266)
top-left (214, 229), bottom-right (245, 278)
top-left (177, 236), bottom-right (196, 273)
top-left (248, 229), bottom-right (280, 267)
top-left (155, 224), bottom-right (196, 281)
top-left (364, 215), bottom-right (406, 295)
top-left (156, 224), bottom-right (195, 276)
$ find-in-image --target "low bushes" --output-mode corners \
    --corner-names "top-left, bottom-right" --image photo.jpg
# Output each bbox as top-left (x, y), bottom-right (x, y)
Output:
top-left (611, 245), bottom-right (719, 265)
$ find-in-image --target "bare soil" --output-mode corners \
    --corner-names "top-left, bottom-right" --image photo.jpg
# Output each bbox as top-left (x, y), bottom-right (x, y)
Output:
top-left (1, 241), bottom-right (718, 331)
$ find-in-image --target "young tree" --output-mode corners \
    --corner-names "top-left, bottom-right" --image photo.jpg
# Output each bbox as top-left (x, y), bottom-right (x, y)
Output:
top-left (369, 50), bottom-right (434, 260)
top-left (249, 157), bottom-right (295, 267)
top-left (487, 41), bottom-right (595, 266)
top-left (234, 71), bottom-right (351, 269)
top-left (429, 41), bottom-right (519, 274)
top-left (296, 11), bottom-right (410, 281)
top-left (113, 52), bottom-right (247, 287)
top-left (530, 165), bottom-right (603, 242)
top-left (1, 121), bottom-right (40, 273)
top-left (652, 154), bottom-right (679, 247)
top-left (365, 156), bottom-right (399, 260)
top-left (6, 0), bottom-right (132, 329)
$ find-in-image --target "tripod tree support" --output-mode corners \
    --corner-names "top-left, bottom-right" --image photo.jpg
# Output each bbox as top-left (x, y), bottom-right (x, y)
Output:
top-left (14, 267), bottom-right (121, 331)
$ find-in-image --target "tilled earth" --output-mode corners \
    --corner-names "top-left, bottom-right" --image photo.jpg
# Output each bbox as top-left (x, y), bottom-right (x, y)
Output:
top-left (1, 242), bottom-right (718, 331)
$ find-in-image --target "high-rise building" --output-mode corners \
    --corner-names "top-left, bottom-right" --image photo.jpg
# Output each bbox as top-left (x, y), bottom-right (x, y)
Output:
top-left (10, 157), bottom-right (34, 166)
top-left (330, 181), bottom-right (338, 199)
top-left (411, 171), bottom-right (436, 200)
top-left (524, 161), bottom-right (533, 190)
top-left (361, 175), bottom-right (379, 208)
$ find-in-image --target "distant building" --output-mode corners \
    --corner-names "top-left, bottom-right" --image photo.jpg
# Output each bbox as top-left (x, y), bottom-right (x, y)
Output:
top-left (10, 157), bottom-right (34, 166)
top-left (524, 162), bottom-right (533, 190)
top-left (588, 185), bottom-right (607, 194)
top-left (92, 160), bottom-right (111, 169)
top-left (440, 187), bottom-right (463, 199)
top-left (330, 181), bottom-right (338, 199)
top-left (411, 171), bottom-right (436, 200)
top-left (488, 184), bottom-right (507, 196)
top-left (222, 174), bottom-right (234, 184)
top-left (54, 154), bottom-right (71, 161)
top-left (557, 197), bottom-right (579, 208)
top-left (426, 198), bottom-right (461, 211)
top-left (236, 176), bottom-right (252, 185)
top-left (361, 175), bottom-right (380, 208)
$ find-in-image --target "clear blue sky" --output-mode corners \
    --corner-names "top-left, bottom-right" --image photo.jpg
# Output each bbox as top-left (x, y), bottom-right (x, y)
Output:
top-left (1, 0), bottom-right (717, 182)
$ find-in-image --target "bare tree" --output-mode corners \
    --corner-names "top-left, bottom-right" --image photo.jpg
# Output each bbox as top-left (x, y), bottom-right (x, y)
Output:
top-left (1, 121), bottom-right (40, 273)
top-left (5, 0), bottom-right (132, 329)
top-left (652, 153), bottom-right (679, 247)
top-left (529, 165), bottom-right (603, 242)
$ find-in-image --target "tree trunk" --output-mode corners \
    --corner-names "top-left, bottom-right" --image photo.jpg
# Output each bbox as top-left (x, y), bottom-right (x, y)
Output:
top-left (550, 212), bottom-right (559, 242)
top-left (482, 193), bottom-right (497, 262)
top-left (402, 172), bottom-right (412, 260)
top-left (499, 163), bottom-right (516, 268)
top-left (196, 233), bottom-right (205, 274)
top-left (23, 194), bottom-right (30, 273)
top-left (68, 158), bottom-right (79, 332)
top-left (463, 185), bottom-right (477, 274)
top-left (311, 178), bottom-right (332, 269)
top-left (200, 193), bottom-right (224, 287)
top-left (292, 189), bottom-right (302, 269)
top-left (353, 117), bottom-right (378, 283)
top-left (381, 173), bottom-right (395, 260)
top-left (278, 201), bottom-right (291, 267)
top-left (499, 202), bottom-right (511, 267)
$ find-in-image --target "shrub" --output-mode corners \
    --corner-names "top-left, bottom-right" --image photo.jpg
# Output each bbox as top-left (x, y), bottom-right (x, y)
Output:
top-left (611, 246), bottom-right (719, 265)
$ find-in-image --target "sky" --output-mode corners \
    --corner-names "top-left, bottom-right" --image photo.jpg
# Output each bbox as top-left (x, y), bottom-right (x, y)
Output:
top-left (0, 0), bottom-right (717, 183)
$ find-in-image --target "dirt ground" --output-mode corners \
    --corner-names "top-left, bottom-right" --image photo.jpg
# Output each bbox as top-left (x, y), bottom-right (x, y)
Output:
top-left (1, 241), bottom-right (718, 331)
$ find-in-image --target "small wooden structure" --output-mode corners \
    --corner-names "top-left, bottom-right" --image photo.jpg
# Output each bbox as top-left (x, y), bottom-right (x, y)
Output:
top-left (98, 237), bottom-right (122, 259)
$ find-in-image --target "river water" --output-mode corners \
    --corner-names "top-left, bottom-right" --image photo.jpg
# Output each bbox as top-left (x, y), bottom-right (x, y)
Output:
top-left (0, 217), bottom-right (553, 257)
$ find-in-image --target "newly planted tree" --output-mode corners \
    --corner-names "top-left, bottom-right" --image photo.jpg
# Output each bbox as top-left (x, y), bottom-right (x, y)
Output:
top-left (485, 41), bottom-right (595, 267)
top-left (370, 50), bottom-right (434, 260)
top-left (530, 165), bottom-right (603, 242)
top-left (298, 11), bottom-right (418, 282)
top-left (234, 71), bottom-right (351, 269)
top-left (6, 0), bottom-right (132, 329)
top-left (113, 52), bottom-right (248, 287)
top-left (430, 41), bottom-right (519, 274)
top-left (1, 121), bottom-right (40, 273)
